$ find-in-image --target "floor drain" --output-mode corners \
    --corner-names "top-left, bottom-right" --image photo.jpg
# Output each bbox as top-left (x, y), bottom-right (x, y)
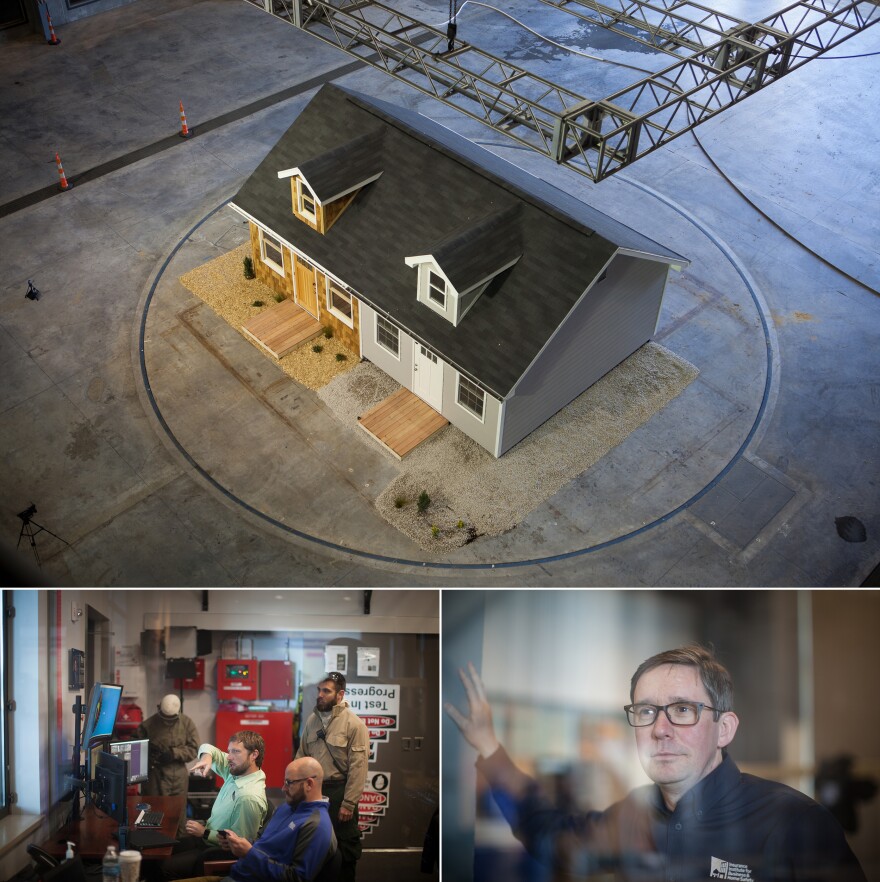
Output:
top-left (835, 516), bottom-right (867, 543)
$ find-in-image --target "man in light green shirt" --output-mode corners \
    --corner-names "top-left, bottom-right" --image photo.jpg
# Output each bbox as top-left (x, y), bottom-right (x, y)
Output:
top-left (160, 729), bottom-right (268, 880)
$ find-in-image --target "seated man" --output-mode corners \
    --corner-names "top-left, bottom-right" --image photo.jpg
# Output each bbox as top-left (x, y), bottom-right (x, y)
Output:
top-left (178, 757), bottom-right (337, 882)
top-left (161, 730), bottom-right (268, 880)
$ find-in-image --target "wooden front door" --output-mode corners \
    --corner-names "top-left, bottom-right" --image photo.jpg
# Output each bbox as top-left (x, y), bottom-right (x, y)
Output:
top-left (294, 256), bottom-right (319, 318)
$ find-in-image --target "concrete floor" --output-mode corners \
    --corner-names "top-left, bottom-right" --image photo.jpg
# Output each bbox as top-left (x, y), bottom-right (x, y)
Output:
top-left (0, 0), bottom-right (878, 586)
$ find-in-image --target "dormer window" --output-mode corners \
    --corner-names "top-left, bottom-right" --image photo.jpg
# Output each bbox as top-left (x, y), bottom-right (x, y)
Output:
top-left (428, 271), bottom-right (446, 308)
top-left (297, 178), bottom-right (317, 222)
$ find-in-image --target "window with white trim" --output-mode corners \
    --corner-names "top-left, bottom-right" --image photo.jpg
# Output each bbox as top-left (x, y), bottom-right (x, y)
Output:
top-left (457, 375), bottom-right (485, 420)
top-left (260, 231), bottom-right (285, 275)
top-left (297, 178), bottom-right (317, 221)
top-left (428, 271), bottom-right (446, 308)
top-left (327, 283), bottom-right (354, 326)
top-left (376, 315), bottom-right (400, 357)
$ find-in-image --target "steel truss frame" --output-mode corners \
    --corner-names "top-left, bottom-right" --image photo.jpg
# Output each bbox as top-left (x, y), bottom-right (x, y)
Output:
top-left (246, 0), bottom-right (880, 181)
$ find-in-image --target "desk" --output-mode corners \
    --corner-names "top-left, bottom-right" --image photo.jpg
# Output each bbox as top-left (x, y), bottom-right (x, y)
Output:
top-left (39, 795), bottom-right (184, 860)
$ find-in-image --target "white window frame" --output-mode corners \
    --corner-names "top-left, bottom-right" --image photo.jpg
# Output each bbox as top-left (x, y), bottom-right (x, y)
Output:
top-left (297, 178), bottom-right (317, 222)
top-left (327, 281), bottom-right (354, 328)
top-left (428, 270), bottom-right (447, 308)
top-left (376, 314), bottom-right (400, 359)
top-left (260, 230), bottom-right (285, 276)
top-left (456, 374), bottom-right (485, 422)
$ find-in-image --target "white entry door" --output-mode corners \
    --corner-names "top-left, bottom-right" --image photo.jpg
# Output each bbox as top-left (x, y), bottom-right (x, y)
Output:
top-left (413, 344), bottom-right (443, 410)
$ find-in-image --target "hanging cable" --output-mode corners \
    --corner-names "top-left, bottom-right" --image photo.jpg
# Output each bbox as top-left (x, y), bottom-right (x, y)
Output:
top-left (447, 0), bottom-right (457, 53)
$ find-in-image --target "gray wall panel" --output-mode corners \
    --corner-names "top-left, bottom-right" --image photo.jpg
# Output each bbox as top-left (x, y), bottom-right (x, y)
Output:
top-left (499, 255), bottom-right (668, 455)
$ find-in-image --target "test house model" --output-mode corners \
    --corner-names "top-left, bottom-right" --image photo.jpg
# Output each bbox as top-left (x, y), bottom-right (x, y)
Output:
top-left (230, 84), bottom-right (688, 457)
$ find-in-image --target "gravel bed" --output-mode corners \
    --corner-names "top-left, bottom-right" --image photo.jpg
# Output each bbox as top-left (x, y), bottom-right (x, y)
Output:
top-left (179, 244), bottom-right (358, 390)
top-left (320, 346), bottom-right (698, 551)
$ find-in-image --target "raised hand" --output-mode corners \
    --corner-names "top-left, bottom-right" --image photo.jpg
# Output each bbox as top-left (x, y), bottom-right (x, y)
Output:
top-left (444, 662), bottom-right (501, 758)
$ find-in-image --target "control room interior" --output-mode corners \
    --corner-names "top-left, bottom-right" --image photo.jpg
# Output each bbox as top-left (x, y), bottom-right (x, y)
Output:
top-left (0, 589), bottom-right (439, 882)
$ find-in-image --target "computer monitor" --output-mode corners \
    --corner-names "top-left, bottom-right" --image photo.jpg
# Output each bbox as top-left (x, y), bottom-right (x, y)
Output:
top-left (93, 750), bottom-right (127, 826)
top-left (110, 739), bottom-right (149, 785)
top-left (83, 682), bottom-right (124, 746)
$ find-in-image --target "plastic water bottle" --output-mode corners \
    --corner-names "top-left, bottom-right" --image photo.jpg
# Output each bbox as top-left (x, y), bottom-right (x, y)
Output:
top-left (102, 845), bottom-right (120, 882)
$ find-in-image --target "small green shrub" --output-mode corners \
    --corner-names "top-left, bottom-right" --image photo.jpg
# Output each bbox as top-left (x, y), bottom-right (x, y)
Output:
top-left (274, 293), bottom-right (285, 302)
top-left (431, 525), bottom-right (440, 538)
top-left (252, 299), bottom-right (264, 307)
top-left (417, 490), bottom-right (430, 513)
top-left (322, 326), bottom-right (333, 339)
top-left (456, 520), bottom-right (465, 529)
top-left (243, 256), bottom-right (256, 279)
top-left (312, 344), bottom-right (323, 353)
top-left (394, 496), bottom-right (407, 509)
top-left (335, 353), bottom-right (347, 362)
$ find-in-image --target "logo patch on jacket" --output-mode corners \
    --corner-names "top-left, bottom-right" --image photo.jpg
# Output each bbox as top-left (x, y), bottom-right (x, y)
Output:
top-left (710, 856), bottom-right (753, 880)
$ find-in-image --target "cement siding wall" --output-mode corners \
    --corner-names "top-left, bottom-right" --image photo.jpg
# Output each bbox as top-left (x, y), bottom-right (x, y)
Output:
top-left (499, 255), bottom-right (668, 455)
top-left (361, 305), bottom-right (502, 455)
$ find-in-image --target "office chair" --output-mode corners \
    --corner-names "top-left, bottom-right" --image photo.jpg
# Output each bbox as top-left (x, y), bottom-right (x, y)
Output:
top-left (26, 846), bottom-right (90, 882)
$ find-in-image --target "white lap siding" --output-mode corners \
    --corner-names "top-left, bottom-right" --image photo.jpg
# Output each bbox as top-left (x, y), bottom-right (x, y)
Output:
top-left (498, 254), bottom-right (669, 456)
top-left (360, 304), bottom-right (503, 456)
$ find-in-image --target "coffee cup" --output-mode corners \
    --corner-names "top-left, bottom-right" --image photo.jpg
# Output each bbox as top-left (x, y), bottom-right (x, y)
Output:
top-left (119, 849), bottom-right (142, 882)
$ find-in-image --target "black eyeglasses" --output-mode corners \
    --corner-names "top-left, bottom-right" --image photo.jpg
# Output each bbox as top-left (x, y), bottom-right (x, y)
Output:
top-left (325, 672), bottom-right (344, 684)
top-left (624, 702), bottom-right (722, 727)
top-left (283, 775), bottom-right (316, 787)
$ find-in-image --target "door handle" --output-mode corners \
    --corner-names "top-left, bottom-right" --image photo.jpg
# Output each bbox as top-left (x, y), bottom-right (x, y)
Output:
top-left (414, 736), bottom-right (423, 750)
top-left (402, 737), bottom-right (411, 751)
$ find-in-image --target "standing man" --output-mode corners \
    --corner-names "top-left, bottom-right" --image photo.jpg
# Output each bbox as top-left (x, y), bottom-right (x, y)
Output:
top-left (296, 673), bottom-right (368, 882)
top-left (161, 730), bottom-right (268, 880)
top-left (220, 756), bottom-right (337, 882)
top-left (135, 694), bottom-right (200, 807)
top-left (446, 645), bottom-right (867, 882)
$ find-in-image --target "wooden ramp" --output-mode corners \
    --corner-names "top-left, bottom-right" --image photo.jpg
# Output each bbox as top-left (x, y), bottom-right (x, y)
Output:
top-left (358, 388), bottom-right (448, 459)
top-left (242, 299), bottom-right (322, 358)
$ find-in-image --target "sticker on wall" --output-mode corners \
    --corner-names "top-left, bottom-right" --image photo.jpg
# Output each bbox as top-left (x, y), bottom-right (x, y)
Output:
top-left (323, 644), bottom-right (348, 676)
top-left (347, 684), bottom-right (400, 762)
top-left (356, 646), bottom-right (380, 677)
top-left (358, 771), bottom-right (390, 836)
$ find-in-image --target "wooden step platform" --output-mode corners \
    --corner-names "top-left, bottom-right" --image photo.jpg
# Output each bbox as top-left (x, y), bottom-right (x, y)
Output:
top-left (242, 299), bottom-right (322, 358)
top-left (358, 387), bottom-right (448, 459)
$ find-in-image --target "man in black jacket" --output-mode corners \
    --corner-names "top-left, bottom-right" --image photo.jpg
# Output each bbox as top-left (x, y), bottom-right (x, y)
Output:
top-left (446, 644), bottom-right (866, 881)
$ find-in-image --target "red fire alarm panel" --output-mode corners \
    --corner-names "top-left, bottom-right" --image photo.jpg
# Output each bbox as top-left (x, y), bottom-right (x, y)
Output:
top-left (217, 658), bottom-right (259, 700)
top-left (260, 660), bottom-right (295, 699)
top-left (174, 656), bottom-right (206, 690)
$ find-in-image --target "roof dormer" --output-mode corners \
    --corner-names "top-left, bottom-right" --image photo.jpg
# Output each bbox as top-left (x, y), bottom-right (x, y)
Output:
top-left (278, 128), bottom-right (384, 234)
top-left (405, 205), bottom-right (522, 326)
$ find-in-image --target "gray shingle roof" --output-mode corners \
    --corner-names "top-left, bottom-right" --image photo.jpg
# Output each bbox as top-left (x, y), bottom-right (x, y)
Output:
top-left (231, 84), bottom-right (686, 397)
top-left (295, 128), bottom-right (385, 203)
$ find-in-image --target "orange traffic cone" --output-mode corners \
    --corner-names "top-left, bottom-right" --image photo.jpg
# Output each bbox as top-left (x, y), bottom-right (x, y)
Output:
top-left (179, 100), bottom-right (191, 138)
top-left (46, 11), bottom-right (61, 45)
top-left (55, 152), bottom-right (72, 191)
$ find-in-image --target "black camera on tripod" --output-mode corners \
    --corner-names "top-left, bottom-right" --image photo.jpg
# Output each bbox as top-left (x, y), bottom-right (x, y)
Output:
top-left (17, 504), bottom-right (37, 525)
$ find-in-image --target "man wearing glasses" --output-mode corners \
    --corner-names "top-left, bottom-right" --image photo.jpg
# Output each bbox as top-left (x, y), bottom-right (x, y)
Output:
top-left (446, 644), bottom-right (866, 881)
top-left (216, 757), bottom-right (337, 882)
top-left (296, 672), bottom-right (369, 882)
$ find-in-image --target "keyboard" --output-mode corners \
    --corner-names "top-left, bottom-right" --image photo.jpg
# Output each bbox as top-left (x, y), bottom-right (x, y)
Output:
top-left (135, 810), bottom-right (165, 828)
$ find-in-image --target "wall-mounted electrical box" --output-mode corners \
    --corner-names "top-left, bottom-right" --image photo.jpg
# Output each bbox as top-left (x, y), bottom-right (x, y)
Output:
top-left (260, 660), bottom-right (295, 699)
top-left (217, 658), bottom-right (258, 700)
top-left (175, 656), bottom-right (206, 690)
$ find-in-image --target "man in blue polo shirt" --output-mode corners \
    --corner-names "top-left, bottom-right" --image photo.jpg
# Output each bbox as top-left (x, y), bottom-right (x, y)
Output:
top-left (220, 756), bottom-right (337, 882)
top-left (446, 644), bottom-right (867, 881)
